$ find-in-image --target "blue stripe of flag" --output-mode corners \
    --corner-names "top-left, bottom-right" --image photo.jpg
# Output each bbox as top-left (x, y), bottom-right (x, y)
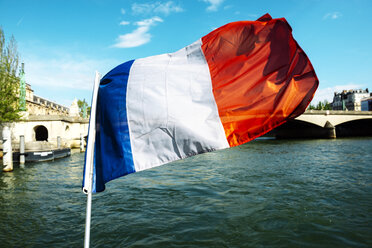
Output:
top-left (93, 60), bottom-right (136, 192)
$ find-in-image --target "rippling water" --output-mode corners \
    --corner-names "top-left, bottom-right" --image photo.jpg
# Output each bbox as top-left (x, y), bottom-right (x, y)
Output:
top-left (0, 138), bottom-right (371, 247)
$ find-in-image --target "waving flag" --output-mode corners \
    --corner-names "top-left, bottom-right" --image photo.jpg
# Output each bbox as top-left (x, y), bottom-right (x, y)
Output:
top-left (83, 14), bottom-right (318, 193)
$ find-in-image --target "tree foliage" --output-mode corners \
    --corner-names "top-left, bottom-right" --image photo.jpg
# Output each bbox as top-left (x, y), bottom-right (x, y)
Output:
top-left (308, 100), bottom-right (332, 110)
top-left (77, 99), bottom-right (91, 118)
top-left (0, 27), bottom-right (21, 124)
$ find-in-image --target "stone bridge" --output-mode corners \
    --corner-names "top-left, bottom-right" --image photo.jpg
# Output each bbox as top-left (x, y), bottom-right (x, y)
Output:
top-left (270, 110), bottom-right (372, 138)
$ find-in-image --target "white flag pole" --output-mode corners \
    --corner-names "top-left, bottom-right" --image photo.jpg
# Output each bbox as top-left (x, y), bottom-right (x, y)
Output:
top-left (83, 71), bottom-right (101, 248)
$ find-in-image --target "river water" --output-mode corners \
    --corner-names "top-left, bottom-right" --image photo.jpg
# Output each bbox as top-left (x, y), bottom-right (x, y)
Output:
top-left (0, 137), bottom-right (371, 247)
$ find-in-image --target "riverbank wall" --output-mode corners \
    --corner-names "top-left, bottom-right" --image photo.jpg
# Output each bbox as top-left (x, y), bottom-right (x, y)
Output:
top-left (0, 115), bottom-right (88, 151)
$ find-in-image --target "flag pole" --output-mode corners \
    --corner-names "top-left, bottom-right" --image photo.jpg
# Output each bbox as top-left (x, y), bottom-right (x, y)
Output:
top-left (83, 71), bottom-right (101, 248)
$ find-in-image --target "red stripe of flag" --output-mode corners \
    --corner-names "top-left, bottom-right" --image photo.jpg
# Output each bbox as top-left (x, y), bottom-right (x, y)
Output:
top-left (201, 13), bottom-right (319, 147)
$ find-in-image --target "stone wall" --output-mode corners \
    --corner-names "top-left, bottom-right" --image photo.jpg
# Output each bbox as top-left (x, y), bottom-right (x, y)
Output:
top-left (0, 115), bottom-right (89, 149)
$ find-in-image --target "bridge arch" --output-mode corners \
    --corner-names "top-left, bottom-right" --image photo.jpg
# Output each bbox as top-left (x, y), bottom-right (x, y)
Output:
top-left (270, 120), bottom-right (335, 139)
top-left (336, 119), bottom-right (372, 137)
top-left (333, 116), bottom-right (372, 126)
top-left (34, 125), bottom-right (48, 141)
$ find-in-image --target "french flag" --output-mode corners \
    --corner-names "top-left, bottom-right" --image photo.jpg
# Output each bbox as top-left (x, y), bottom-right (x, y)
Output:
top-left (83, 14), bottom-right (318, 193)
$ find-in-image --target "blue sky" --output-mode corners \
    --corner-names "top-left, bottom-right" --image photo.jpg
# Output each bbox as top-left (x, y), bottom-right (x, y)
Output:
top-left (0, 0), bottom-right (371, 107)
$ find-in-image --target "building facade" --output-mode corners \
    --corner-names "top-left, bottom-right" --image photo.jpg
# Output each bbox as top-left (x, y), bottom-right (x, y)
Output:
top-left (0, 83), bottom-right (88, 149)
top-left (361, 97), bottom-right (372, 111)
top-left (332, 89), bottom-right (370, 111)
top-left (25, 84), bottom-right (70, 116)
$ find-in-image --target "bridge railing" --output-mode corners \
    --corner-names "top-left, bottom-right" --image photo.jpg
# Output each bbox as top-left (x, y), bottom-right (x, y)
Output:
top-left (304, 110), bottom-right (372, 115)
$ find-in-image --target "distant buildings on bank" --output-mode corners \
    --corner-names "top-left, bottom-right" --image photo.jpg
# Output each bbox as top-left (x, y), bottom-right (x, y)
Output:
top-left (0, 83), bottom-right (87, 148)
top-left (362, 96), bottom-right (372, 111)
top-left (332, 88), bottom-right (372, 111)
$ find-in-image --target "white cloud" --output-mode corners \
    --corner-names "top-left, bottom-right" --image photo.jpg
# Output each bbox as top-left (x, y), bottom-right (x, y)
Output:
top-left (323, 12), bottom-right (342, 20)
top-left (24, 54), bottom-right (116, 92)
top-left (121, 8), bottom-right (126, 15)
top-left (153, 1), bottom-right (183, 15)
top-left (311, 83), bottom-right (364, 104)
top-left (135, 17), bottom-right (163, 26)
top-left (132, 1), bottom-right (183, 16)
top-left (21, 54), bottom-right (115, 106)
top-left (119, 21), bottom-right (130, 26)
top-left (113, 17), bottom-right (163, 48)
top-left (203, 0), bottom-right (224, 12)
top-left (114, 2), bottom-right (183, 49)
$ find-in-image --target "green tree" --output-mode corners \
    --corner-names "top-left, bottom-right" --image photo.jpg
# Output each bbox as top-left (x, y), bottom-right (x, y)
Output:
top-left (307, 103), bottom-right (316, 110)
top-left (77, 99), bottom-right (90, 118)
top-left (323, 100), bottom-right (332, 110)
top-left (0, 27), bottom-right (21, 124)
top-left (307, 100), bottom-right (332, 110)
top-left (318, 101), bottom-right (324, 110)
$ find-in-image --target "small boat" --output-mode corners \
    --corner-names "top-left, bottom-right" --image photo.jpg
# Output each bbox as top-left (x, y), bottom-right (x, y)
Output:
top-left (12, 148), bottom-right (71, 162)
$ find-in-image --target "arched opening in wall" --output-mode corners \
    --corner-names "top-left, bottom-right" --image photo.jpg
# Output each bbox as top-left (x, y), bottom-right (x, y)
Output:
top-left (268, 120), bottom-right (328, 139)
top-left (336, 119), bottom-right (372, 137)
top-left (34, 125), bottom-right (48, 141)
